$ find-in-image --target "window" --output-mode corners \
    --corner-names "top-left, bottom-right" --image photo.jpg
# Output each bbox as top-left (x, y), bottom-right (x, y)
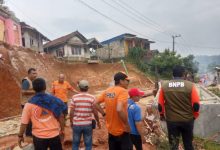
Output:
top-left (71, 46), bottom-right (81, 55)
top-left (22, 38), bottom-right (25, 47)
top-left (56, 48), bottom-right (64, 57)
top-left (30, 38), bottom-right (34, 46)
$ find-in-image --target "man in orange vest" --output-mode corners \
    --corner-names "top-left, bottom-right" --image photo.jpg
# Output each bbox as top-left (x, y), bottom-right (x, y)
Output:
top-left (51, 74), bottom-right (78, 116)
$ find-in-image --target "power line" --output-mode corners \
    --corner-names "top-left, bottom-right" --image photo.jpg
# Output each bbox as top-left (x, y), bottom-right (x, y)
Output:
top-left (103, 0), bottom-right (168, 36)
top-left (111, 0), bottom-right (170, 37)
top-left (7, 0), bottom-right (57, 38)
top-left (77, 0), bottom-right (151, 39)
top-left (77, 0), bottom-right (171, 44)
top-left (117, 1), bottom-right (220, 52)
top-left (101, 0), bottom-right (171, 37)
top-left (114, 0), bottom-right (173, 35)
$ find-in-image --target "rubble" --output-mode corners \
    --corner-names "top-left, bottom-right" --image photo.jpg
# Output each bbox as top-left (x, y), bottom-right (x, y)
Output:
top-left (143, 103), bottom-right (167, 146)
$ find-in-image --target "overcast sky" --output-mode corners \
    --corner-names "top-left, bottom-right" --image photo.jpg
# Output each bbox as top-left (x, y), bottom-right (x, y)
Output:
top-left (5, 0), bottom-right (220, 56)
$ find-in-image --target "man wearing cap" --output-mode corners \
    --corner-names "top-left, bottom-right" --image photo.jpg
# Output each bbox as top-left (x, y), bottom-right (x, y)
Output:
top-left (70, 80), bottom-right (100, 150)
top-left (95, 71), bottom-right (132, 150)
top-left (128, 88), bottom-right (154, 150)
top-left (158, 66), bottom-right (200, 150)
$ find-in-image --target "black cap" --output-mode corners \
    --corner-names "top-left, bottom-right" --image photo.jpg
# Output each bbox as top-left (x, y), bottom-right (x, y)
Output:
top-left (114, 72), bottom-right (130, 81)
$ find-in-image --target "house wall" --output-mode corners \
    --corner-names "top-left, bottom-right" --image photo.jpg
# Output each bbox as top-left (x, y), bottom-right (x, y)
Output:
top-left (22, 30), bottom-right (44, 52)
top-left (0, 16), bottom-right (22, 46)
top-left (45, 45), bottom-right (64, 57)
top-left (0, 18), bottom-right (5, 41)
top-left (97, 40), bottom-right (125, 59)
top-left (63, 44), bottom-right (89, 61)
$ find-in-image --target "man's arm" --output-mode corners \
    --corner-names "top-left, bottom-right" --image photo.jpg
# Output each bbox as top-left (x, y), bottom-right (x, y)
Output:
top-left (142, 90), bottom-right (155, 98)
top-left (18, 105), bottom-right (30, 148)
top-left (94, 92), bottom-right (106, 116)
top-left (69, 107), bottom-right (74, 127)
top-left (158, 88), bottom-right (165, 120)
top-left (51, 82), bottom-right (55, 95)
top-left (191, 85), bottom-right (200, 119)
top-left (133, 107), bottom-right (145, 143)
top-left (135, 122), bottom-right (146, 143)
top-left (117, 101), bottom-right (130, 131)
top-left (18, 124), bottom-right (27, 148)
top-left (93, 104), bottom-right (101, 128)
top-left (57, 114), bottom-right (65, 141)
top-left (67, 82), bottom-right (79, 94)
top-left (94, 101), bottom-right (105, 116)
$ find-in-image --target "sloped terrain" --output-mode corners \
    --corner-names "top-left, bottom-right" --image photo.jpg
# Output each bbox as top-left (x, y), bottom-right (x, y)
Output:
top-left (0, 42), bottom-right (153, 120)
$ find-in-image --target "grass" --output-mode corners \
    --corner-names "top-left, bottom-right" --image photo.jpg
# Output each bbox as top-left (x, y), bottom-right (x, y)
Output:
top-left (209, 88), bottom-right (220, 97)
top-left (156, 137), bottom-right (220, 150)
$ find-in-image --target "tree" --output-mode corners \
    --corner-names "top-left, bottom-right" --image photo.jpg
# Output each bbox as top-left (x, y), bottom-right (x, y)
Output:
top-left (127, 47), bottom-right (148, 72)
top-left (182, 54), bottom-right (199, 74)
top-left (149, 49), bottom-right (182, 78)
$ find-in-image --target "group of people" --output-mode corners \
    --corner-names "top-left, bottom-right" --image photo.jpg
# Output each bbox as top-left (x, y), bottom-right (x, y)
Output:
top-left (18, 65), bottom-right (200, 150)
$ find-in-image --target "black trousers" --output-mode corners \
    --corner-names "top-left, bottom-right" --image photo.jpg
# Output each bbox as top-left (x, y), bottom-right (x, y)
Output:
top-left (130, 134), bottom-right (143, 150)
top-left (109, 132), bottom-right (132, 150)
top-left (33, 135), bottom-right (62, 150)
top-left (167, 120), bottom-right (194, 150)
top-left (21, 104), bottom-right (32, 136)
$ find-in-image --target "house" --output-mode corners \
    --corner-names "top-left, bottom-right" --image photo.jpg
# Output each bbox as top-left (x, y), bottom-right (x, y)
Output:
top-left (96, 33), bottom-right (155, 60)
top-left (20, 22), bottom-right (50, 52)
top-left (43, 31), bottom-right (102, 62)
top-left (0, 5), bottom-right (22, 46)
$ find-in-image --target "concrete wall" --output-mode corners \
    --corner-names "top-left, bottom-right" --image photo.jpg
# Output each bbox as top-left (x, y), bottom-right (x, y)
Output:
top-left (22, 30), bottom-right (44, 52)
top-left (159, 100), bottom-right (220, 142)
top-left (63, 44), bottom-right (90, 62)
top-left (194, 102), bottom-right (220, 140)
top-left (97, 40), bottom-right (125, 60)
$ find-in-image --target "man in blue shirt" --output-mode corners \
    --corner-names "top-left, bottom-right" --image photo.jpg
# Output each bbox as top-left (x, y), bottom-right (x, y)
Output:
top-left (128, 88), bottom-right (154, 150)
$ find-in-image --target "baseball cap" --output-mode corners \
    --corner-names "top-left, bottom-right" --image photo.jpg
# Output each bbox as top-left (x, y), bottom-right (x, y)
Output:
top-left (129, 88), bottom-right (145, 97)
top-left (114, 71), bottom-right (131, 81)
top-left (78, 80), bottom-right (89, 89)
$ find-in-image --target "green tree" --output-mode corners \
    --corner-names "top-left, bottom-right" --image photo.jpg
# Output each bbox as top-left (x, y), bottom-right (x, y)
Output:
top-left (127, 47), bottom-right (149, 72)
top-left (149, 49), bottom-right (182, 78)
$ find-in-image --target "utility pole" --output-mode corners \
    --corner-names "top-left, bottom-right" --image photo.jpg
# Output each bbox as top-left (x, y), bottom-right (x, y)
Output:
top-left (172, 34), bottom-right (181, 52)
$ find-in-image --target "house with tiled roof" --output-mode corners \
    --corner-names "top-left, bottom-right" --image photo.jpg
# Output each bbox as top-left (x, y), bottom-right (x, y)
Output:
top-left (43, 31), bottom-right (102, 62)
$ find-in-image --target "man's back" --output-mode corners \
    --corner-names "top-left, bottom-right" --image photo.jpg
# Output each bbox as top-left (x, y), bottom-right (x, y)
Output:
top-left (98, 86), bottom-right (129, 136)
top-left (71, 93), bottom-right (95, 126)
top-left (160, 79), bottom-right (198, 122)
top-left (21, 103), bottom-right (60, 138)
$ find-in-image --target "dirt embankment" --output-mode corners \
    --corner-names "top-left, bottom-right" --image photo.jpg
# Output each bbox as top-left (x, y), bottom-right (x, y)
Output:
top-left (0, 42), bottom-right (153, 119)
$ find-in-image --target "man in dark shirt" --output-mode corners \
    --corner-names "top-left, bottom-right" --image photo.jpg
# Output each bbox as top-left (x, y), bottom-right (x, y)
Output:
top-left (21, 68), bottom-right (37, 136)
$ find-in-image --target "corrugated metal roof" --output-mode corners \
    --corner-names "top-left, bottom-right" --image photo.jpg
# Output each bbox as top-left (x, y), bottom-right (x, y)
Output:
top-left (101, 33), bottom-right (136, 45)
